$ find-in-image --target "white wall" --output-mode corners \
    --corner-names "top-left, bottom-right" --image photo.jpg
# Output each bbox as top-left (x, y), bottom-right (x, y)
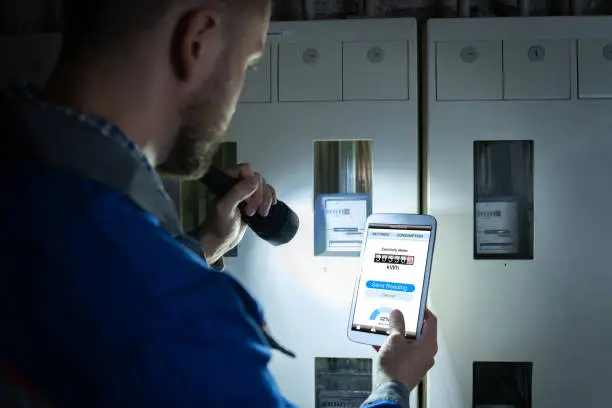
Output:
top-left (426, 16), bottom-right (612, 408)
top-left (225, 19), bottom-right (421, 407)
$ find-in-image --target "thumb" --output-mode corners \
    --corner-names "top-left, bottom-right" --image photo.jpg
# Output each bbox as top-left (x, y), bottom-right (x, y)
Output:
top-left (388, 309), bottom-right (406, 336)
top-left (216, 176), bottom-right (260, 217)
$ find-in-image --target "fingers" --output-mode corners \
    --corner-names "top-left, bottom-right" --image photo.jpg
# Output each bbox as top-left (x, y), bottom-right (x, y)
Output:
top-left (417, 309), bottom-right (438, 356)
top-left (421, 309), bottom-right (438, 340)
top-left (255, 186), bottom-right (274, 217)
top-left (222, 163), bottom-right (277, 217)
top-left (223, 164), bottom-right (261, 216)
top-left (243, 173), bottom-right (264, 216)
top-left (225, 163), bottom-right (254, 180)
top-left (269, 185), bottom-right (278, 206)
top-left (227, 163), bottom-right (277, 217)
top-left (422, 309), bottom-right (434, 328)
top-left (215, 175), bottom-right (259, 219)
top-left (388, 309), bottom-right (406, 337)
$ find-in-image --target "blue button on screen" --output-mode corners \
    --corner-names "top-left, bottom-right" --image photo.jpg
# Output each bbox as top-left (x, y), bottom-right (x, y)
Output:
top-left (366, 280), bottom-right (415, 292)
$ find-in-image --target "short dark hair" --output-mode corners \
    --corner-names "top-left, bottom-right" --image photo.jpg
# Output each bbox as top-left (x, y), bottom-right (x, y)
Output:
top-left (60, 0), bottom-right (269, 59)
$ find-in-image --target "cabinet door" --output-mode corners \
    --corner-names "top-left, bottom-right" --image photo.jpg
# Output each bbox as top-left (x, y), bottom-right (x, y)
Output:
top-left (279, 41), bottom-right (342, 102)
top-left (343, 41), bottom-right (408, 101)
top-left (578, 39), bottom-right (612, 99)
top-left (503, 39), bottom-right (570, 100)
top-left (436, 41), bottom-right (503, 101)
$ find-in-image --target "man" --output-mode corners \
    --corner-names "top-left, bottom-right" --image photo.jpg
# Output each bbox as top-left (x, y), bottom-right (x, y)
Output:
top-left (0, 0), bottom-right (438, 407)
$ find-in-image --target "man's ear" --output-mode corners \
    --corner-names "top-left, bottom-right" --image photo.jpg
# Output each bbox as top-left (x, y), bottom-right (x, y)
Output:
top-left (171, 9), bottom-right (220, 83)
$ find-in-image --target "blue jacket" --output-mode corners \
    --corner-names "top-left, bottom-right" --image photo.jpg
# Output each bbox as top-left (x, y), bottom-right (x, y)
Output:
top-left (0, 85), bottom-right (410, 408)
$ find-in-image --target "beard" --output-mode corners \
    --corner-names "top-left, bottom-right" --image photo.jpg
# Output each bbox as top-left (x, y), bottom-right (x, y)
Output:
top-left (157, 85), bottom-right (236, 181)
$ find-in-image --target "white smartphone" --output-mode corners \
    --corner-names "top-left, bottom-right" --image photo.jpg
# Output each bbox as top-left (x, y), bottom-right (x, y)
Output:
top-left (347, 213), bottom-right (437, 346)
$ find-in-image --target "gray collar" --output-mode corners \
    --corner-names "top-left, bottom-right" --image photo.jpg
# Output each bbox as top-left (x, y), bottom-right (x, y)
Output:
top-left (3, 93), bottom-right (183, 237)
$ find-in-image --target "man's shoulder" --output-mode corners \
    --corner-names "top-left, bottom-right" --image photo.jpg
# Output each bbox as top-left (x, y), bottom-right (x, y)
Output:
top-left (61, 174), bottom-right (215, 285)
top-left (2, 164), bottom-right (240, 324)
top-left (4, 165), bottom-right (250, 324)
top-left (0, 166), bottom-right (274, 406)
top-left (24, 165), bottom-right (163, 230)
top-left (14, 162), bottom-right (179, 252)
top-left (8, 164), bottom-right (170, 250)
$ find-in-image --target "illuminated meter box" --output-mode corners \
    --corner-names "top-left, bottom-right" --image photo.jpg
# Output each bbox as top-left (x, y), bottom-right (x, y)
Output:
top-left (475, 197), bottom-right (520, 257)
top-left (314, 193), bottom-right (372, 257)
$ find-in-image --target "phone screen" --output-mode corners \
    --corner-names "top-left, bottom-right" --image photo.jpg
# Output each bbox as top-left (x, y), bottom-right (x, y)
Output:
top-left (351, 223), bottom-right (433, 337)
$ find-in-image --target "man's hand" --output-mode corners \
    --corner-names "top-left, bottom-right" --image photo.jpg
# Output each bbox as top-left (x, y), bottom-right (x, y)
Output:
top-left (375, 309), bottom-right (438, 391)
top-left (198, 163), bottom-right (277, 264)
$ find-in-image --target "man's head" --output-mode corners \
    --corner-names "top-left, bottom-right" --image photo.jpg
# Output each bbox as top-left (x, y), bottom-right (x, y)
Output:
top-left (60, 0), bottom-right (271, 179)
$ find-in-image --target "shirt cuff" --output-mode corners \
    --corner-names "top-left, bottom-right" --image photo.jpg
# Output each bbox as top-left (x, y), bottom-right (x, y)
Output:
top-left (361, 381), bottom-right (410, 408)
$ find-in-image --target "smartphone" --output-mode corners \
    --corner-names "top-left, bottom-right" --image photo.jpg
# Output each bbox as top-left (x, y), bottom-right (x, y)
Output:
top-left (347, 213), bottom-right (437, 346)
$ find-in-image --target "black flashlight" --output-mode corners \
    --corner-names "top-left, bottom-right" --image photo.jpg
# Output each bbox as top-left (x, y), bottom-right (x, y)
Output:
top-left (200, 166), bottom-right (299, 246)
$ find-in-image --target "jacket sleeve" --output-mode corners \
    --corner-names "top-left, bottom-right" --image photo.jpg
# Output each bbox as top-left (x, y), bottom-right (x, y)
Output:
top-left (361, 381), bottom-right (411, 408)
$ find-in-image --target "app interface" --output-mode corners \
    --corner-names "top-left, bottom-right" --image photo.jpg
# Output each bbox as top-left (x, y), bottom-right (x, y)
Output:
top-left (352, 223), bottom-right (432, 336)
